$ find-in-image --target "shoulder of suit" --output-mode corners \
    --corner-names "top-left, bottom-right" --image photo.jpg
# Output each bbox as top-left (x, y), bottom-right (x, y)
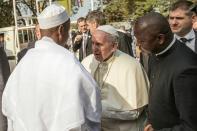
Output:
top-left (169, 42), bottom-right (197, 67)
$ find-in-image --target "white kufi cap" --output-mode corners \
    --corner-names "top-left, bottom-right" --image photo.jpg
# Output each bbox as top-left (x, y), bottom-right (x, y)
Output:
top-left (38, 4), bottom-right (69, 29)
top-left (97, 25), bottom-right (119, 37)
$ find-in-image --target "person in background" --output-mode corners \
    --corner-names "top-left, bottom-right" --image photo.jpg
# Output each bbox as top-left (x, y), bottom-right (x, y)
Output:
top-left (17, 24), bottom-right (41, 62)
top-left (82, 25), bottom-right (149, 131)
top-left (0, 33), bottom-right (10, 131)
top-left (72, 17), bottom-right (92, 61)
top-left (168, 0), bottom-right (197, 53)
top-left (86, 10), bottom-right (134, 56)
top-left (2, 4), bottom-right (101, 131)
top-left (134, 12), bottom-right (197, 131)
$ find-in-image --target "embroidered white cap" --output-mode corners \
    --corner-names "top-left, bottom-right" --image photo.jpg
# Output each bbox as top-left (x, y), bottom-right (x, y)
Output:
top-left (96, 25), bottom-right (119, 37)
top-left (38, 4), bottom-right (69, 29)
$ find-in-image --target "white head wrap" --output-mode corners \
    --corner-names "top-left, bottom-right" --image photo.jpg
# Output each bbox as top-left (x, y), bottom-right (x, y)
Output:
top-left (97, 25), bottom-right (119, 37)
top-left (38, 4), bottom-right (69, 29)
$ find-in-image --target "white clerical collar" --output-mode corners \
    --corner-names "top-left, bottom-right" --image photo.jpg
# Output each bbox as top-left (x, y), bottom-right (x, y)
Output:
top-left (175, 29), bottom-right (195, 41)
top-left (155, 36), bottom-right (175, 56)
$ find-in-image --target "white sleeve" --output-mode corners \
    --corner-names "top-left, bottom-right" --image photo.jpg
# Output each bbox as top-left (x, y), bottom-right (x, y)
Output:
top-left (7, 118), bottom-right (14, 131)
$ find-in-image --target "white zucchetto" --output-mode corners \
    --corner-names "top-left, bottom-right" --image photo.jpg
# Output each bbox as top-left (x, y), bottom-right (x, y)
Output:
top-left (97, 25), bottom-right (119, 37)
top-left (38, 4), bottom-right (69, 29)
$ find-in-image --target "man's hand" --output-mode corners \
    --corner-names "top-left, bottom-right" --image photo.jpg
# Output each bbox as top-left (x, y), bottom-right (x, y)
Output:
top-left (144, 124), bottom-right (154, 131)
top-left (74, 35), bottom-right (83, 43)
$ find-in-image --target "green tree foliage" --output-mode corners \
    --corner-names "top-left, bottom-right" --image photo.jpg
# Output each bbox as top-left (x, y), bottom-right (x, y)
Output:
top-left (131, 0), bottom-right (154, 20)
top-left (131, 0), bottom-right (178, 20)
top-left (103, 0), bottom-right (134, 22)
top-left (0, 0), bottom-right (49, 28)
top-left (104, 0), bottom-right (179, 22)
top-left (0, 0), bottom-right (14, 28)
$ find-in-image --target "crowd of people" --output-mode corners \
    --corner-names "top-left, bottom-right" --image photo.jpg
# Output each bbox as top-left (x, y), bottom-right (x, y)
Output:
top-left (0, 0), bottom-right (197, 131)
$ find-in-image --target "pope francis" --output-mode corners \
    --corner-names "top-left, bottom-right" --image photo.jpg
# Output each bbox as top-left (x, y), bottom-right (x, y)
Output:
top-left (82, 25), bottom-right (149, 131)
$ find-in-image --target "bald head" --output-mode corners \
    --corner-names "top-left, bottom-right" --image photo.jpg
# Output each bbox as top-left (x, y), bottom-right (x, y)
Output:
top-left (134, 12), bottom-right (173, 54)
top-left (135, 12), bottom-right (171, 35)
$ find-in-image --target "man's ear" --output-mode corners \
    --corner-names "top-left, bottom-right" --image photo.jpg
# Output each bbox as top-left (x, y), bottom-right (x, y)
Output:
top-left (192, 13), bottom-right (197, 24)
top-left (158, 34), bottom-right (165, 45)
top-left (112, 43), bottom-right (118, 52)
top-left (93, 21), bottom-right (98, 28)
top-left (58, 25), bottom-right (64, 35)
top-left (58, 25), bottom-right (64, 41)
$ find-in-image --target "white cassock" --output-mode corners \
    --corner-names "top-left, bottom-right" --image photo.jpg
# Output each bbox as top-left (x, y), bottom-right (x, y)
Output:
top-left (82, 50), bottom-right (149, 131)
top-left (2, 37), bottom-right (101, 131)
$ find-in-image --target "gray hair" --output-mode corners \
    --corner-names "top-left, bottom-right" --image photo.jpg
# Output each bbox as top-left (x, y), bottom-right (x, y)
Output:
top-left (105, 33), bottom-right (119, 46)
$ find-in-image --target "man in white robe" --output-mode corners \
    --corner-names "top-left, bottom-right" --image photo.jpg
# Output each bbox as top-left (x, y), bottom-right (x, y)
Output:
top-left (82, 25), bottom-right (149, 131)
top-left (2, 4), bottom-right (101, 131)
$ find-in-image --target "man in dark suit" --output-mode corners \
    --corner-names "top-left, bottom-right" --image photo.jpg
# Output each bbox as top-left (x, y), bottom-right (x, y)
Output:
top-left (168, 0), bottom-right (197, 53)
top-left (17, 41), bottom-right (35, 62)
top-left (134, 12), bottom-right (197, 131)
top-left (17, 24), bottom-right (41, 62)
top-left (0, 42), bottom-right (10, 131)
top-left (86, 10), bottom-right (134, 57)
top-left (72, 17), bottom-right (92, 61)
top-left (117, 31), bottom-right (133, 56)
